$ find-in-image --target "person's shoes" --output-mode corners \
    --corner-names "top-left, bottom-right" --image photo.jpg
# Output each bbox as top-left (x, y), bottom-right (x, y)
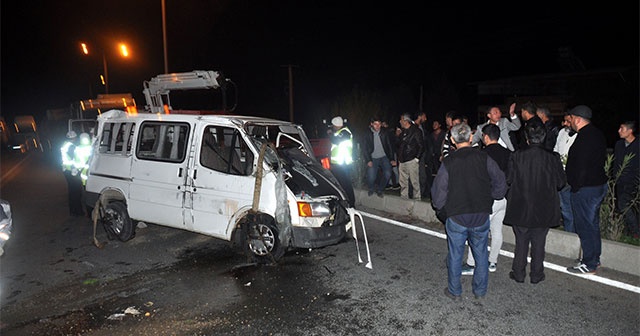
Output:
top-left (509, 271), bottom-right (524, 283)
top-left (567, 263), bottom-right (597, 275)
top-left (531, 274), bottom-right (546, 284)
top-left (474, 293), bottom-right (485, 300)
top-left (443, 287), bottom-right (460, 301)
top-left (488, 262), bottom-right (497, 273)
top-left (574, 258), bottom-right (601, 269)
top-left (376, 191), bottom-right (384, 198)
top-left (461, 264), bottom-right (475, 276)
top-left (367, 190), bottom-right (374, 196)
top-left (390, 184), bottom-right (400, 190)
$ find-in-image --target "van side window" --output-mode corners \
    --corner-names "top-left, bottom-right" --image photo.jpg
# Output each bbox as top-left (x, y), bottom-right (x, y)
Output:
top-left (99, 122), bottom-right (135, 155)
top-left (136, 122), bottom-right (190, 162)
top-left (200, 126), bottom-right (254, 175)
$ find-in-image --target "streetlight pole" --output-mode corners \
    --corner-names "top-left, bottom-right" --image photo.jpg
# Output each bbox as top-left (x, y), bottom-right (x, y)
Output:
top-left (81, 42), bottom-right (128, 95)
top-left (161, 0), bottom-right (168, 74)
top-left (102, 53), bottom-right (109, 94)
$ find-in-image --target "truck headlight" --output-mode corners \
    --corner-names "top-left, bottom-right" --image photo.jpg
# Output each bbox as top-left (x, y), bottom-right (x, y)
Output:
top-left (297, 202), bottom-right (331, 217)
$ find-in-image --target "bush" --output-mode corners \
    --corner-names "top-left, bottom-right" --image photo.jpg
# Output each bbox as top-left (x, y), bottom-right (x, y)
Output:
top-left (599, 153), bottom-right (639, 242)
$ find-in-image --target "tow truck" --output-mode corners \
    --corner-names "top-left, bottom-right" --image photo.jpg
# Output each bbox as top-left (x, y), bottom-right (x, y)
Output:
top-left (142, 70), bottom-right (236, 114)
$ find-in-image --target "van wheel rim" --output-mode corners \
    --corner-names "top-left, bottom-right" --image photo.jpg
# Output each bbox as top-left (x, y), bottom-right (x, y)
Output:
top-left (248, 224), bottom-right (275, 256)
top-left (105, 209), bottom-right (124, 234)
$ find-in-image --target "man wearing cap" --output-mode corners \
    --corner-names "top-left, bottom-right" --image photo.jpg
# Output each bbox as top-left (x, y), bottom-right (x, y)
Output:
top-left (60, 131), bottom-right (84, 216)
top-left (329, 116), bottom-right (355, 208)
top-left (565, 105), bottom-right (607, 275)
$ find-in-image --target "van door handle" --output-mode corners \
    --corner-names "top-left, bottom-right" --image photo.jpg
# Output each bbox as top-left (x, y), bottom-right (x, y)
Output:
top-left (178, 168), bottom-right (183, 177)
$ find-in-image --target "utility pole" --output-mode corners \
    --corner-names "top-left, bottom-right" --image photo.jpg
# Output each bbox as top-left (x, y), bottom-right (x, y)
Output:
top-left (281, 64), bottom-right (298, 122)
top-left (103, 53), bottom-right (109, 94)
top-left (161, 0), bottom-right (169, 73)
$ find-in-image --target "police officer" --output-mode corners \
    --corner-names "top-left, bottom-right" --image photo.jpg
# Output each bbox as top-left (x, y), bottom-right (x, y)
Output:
top-left (76, 133), bottom-right (93, 186)
top-left (61, 131), bottom-right (84, 216)
top-left (329, 116), bottom-right (355, 208)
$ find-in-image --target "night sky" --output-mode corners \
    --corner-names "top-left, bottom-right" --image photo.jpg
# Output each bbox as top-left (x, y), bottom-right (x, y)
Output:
top-left (1, 1), bottom-right (638, 129)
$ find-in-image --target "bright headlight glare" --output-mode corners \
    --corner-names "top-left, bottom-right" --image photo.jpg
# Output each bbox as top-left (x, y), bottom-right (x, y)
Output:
top-left (297, 202), bottom-right (331, 217)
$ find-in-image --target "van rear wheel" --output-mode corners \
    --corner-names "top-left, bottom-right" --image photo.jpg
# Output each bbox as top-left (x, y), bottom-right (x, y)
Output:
top-left (103, 202), bottom-right (135, 242)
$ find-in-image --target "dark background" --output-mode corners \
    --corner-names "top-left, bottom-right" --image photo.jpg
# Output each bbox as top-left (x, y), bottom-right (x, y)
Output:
top-left (1, 1), bottom-right (638, 134)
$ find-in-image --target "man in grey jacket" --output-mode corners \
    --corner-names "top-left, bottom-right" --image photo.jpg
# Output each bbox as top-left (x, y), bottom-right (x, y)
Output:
top-left (472, 103), bottom-right (520, 151)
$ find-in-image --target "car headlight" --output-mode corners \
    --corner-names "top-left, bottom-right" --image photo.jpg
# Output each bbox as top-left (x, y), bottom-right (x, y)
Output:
top-left (297, 202), bottom-right (331, 217)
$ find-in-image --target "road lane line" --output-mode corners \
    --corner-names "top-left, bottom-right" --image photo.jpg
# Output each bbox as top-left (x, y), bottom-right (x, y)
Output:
top-left (1, 155), bottom-right (31, 188)
top-left (361, 211), bottom-right (640, 294)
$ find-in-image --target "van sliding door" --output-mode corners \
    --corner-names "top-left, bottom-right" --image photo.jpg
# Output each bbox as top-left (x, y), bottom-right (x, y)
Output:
top-left (129, 121), bottom-right (191, 227)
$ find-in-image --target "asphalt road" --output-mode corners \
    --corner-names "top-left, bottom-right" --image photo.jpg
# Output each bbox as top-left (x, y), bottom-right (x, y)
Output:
top-left (1, 151), bottom-right (638, 335)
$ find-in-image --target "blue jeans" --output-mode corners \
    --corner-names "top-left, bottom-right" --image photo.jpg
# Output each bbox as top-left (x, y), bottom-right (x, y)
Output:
top-left (571, 184), bottom-right (607, 270)
top-left (446, 217), bottom-right (490, 297)
top-left (559, 184), bottom-right (574, 233)
top-left (366, 157), bottom-right (392, 193)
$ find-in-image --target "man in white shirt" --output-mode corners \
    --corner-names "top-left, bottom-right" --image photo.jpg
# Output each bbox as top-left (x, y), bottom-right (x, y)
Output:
top-left (554, 112), bottom-right (577, 233)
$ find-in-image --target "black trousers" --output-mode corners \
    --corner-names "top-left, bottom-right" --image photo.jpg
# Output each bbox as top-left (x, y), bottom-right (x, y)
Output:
top-left (331, 164), bottom-right (355, 208)
top-left (64, 170), bottom-right (85, 216)
top-left (511, 226), bottom-right (549, 282)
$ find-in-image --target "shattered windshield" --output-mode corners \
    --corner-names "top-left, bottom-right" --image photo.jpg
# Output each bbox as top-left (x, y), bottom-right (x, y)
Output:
top-left (246, 124), bottom-right (313, 168)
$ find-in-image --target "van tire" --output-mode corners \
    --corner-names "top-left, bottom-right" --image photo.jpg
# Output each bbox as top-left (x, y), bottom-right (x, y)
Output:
top-left (103, 202), bottom-right (135, 242)
top-left (243, 217), bottom-right (285, 264)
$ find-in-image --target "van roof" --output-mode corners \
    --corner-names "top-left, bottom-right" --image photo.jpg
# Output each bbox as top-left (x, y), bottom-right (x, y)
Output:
top-left (98, 109), bottom-right (298, 128)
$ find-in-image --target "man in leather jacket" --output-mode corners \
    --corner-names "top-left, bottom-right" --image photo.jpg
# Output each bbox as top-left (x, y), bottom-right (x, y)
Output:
top-left (397, 113), bottom-right (424, 200)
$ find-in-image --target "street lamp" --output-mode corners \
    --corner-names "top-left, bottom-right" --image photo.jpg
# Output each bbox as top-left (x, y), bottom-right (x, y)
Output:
top-left (80, 42), bottom-right (130, 94)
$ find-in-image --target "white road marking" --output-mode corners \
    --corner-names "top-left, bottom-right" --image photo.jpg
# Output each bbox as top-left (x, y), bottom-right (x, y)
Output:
top-left (361, 211), bottom-right (640, 294)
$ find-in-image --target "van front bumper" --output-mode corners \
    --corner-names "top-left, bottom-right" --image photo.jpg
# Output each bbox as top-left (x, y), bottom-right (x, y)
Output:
top-left (291, 225), bottom-right (346, 249)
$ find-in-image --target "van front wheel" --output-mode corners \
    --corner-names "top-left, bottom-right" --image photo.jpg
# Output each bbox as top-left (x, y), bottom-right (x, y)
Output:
top-left (103, 202), bottom-right (135, 242)
top-left (243, 217), bottom-right (285, 263)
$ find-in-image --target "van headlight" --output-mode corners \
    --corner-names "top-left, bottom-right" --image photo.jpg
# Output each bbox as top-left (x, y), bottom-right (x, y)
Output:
top-left (297, 202), bottom-right (331, 217)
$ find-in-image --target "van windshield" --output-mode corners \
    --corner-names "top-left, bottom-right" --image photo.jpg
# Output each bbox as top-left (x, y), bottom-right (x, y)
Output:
top-left (246, 124), bottom-right (314, 168)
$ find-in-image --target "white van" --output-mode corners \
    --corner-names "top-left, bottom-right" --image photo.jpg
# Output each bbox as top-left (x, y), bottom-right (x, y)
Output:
top-left (85, 110), bottom-right (352, 262)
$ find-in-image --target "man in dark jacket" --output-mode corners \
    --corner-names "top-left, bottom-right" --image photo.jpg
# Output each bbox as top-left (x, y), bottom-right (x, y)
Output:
top-left (397, 113), bottom-right (423, 200)
top-left (536, 105), bottom-right (560, 151)
top-left (415, 112), bottom-right (434, 199)
top-left (504, 119), bottom-right (566, 284)
top-left (613, 120), bottom-right (639, 237)
top-left (431, 123), bottom-right (507, 300)
top-left (362, 116), bottom-right (396, 198)
top-left (565, 105), bottom-right (607, 275)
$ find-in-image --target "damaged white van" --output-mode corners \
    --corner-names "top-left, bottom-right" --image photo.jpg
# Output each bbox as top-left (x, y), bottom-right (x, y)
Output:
top-left (84, 71), bottom-right (352, 263)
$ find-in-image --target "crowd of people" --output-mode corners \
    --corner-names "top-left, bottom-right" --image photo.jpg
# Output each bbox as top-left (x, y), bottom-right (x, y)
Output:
top-left (329, 102), bottom-right (638, 300)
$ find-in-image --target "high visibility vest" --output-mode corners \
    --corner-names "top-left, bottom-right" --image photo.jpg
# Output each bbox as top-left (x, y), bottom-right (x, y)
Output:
top-left (74, 144), bottom-right (92, 185)
top-left (330, 127), bottom-right (353, 165)
top-left (60, 141), bottom-right (75, 173)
